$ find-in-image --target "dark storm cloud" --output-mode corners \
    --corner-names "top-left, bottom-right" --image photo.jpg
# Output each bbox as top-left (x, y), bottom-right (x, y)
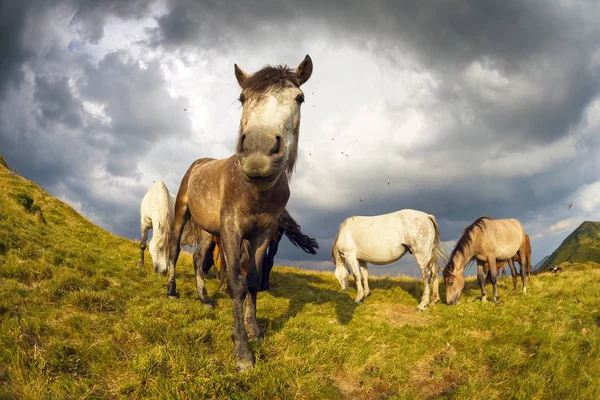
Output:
top-left (152, 0), bottom-right (600, 147)
top-left (0, 1), bottom-right (192, 239)
top-left (0, 0), bottom-right (35, 98)
top-left (0, 0), bottom-right (160, 98)
top-left (70, 0), bottom-right (158, 44)
top-left (34, 76), bottom-right (86, 129)
top-left (1, 0), bottom-right (599, 276)
top-left (79, 51), bottom-right (191, 177)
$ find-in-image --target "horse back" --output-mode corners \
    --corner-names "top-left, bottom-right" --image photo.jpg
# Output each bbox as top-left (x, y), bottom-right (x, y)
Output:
top-left (478, 218), bottom-right (525, 259)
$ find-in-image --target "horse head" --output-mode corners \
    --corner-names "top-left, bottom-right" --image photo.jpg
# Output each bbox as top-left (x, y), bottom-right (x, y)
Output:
top-left (234, 55), bottom-right (313, 189)
top-left (443, 260), bottom-right (465, 305)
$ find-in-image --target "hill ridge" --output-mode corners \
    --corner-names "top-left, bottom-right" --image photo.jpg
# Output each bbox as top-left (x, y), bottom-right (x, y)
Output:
top-left (538, 220), bottom-right (600, 271)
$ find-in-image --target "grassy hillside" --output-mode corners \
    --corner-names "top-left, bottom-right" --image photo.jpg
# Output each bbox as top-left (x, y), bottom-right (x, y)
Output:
top-left (538, 221), bottom-right (600, 271)
top-left (1, 159), bottom-right (600, 399)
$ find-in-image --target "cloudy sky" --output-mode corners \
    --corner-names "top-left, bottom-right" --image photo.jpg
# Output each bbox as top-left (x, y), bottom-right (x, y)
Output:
top-left (1, 0), bottom-right (600, 277)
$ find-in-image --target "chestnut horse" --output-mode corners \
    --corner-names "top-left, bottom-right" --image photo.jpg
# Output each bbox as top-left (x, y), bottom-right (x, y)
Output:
top-left (443, 217), bottom-right (528, 304)
top-left (167, 55), bottom-right (313, 371)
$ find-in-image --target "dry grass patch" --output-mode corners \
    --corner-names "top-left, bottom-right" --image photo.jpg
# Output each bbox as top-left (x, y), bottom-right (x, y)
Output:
top-left (366, 303), bottom-right (432, 329)
top-left (408, 344), bottom-right (468, 399)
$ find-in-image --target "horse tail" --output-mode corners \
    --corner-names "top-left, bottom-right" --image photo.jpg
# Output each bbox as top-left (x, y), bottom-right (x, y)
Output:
top-left (428, 215), bottom-right (447, 272)
top-left (180, 217), bottom-right (201, 247)
top-left (278, 209), bottom-right (319, 254)
top-left (154, 181), bottom-right (172, 274)
top-left (330, 225), bottom-right (343, 266)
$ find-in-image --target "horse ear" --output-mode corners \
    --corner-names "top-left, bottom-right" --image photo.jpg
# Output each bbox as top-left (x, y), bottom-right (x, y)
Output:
top-left (295, 55), bottom-right (313, 86)
top-left (234, 64), bottom-right (250, 87)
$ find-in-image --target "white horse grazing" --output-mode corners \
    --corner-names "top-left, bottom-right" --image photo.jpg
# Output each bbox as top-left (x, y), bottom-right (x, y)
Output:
top-left (331, 209), bottom-right (446, 310)
top-left (138, 181), bottom-right (198, 274)
top-left (138, 181), bottom-right (175, 274)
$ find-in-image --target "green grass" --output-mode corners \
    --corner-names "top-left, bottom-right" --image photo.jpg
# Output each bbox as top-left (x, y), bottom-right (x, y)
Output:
top-left (1, 159), bottom-right (600, 399)
top-left (539, 221), bottom-right (600, 271)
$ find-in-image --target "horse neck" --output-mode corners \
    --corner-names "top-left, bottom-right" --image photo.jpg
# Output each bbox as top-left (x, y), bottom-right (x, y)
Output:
top-left (451, 245), bottom-right (474, 275)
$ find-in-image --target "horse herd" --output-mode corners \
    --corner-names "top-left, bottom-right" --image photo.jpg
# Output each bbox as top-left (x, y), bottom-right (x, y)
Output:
top-left (136, 55), bottom-right (532, 372)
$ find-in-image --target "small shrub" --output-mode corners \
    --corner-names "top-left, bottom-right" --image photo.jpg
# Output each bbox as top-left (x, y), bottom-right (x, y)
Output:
top-left (12, 193), bottom-right (46, 223)
top-left (14, 193), bottom-right (33, 212)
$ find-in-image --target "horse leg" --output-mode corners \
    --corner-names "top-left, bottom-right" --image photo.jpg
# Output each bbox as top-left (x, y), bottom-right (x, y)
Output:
top-left (244, 232), bottom-right (272, 341)
top-left (193, 231), bottom-right (216, 308)
top-left (346, 252), bottom-right (365, 303)
top-left (487, 257), bottom-right (499, 302)
top-left (518, 249), bottom-right (527, 295)
top-left (359, 261), bottom-right (370, 297)
top-left (221, 225), bottom-right (253, 372)
top-left (431, 260), bottom-right (440, 304)
top-left (217, 245), bottom-right (228, 292)
top-left (477, 260), bottom-right (488, 302)
top-left (138, 220), bottom-right (150, 268)
top-left (260, 236), bottom-right (279, 292)
top-left (166, 199), bottom-right (190, 299)
top-left (507, 259), bottom-right (518, 290)
top-left (212, 242), bottom-right (225, 292)
top-left (416, 254), bottom-right (433, 311)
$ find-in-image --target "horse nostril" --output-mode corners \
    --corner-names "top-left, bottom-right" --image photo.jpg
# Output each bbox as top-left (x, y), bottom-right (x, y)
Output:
top-left (271, 135), bottom-right (281, 155)
top-left (238, 134), bottom-right (247, 153)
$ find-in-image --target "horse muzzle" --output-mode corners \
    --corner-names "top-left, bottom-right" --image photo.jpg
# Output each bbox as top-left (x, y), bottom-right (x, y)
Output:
top-left (239, 155), bottom-right (283, 188)
top-left (446, 293), bottom-right (461, 305)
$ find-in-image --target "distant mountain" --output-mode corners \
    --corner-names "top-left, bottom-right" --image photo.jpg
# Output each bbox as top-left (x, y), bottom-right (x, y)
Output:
top-left (532, 255), bottom-right (550, 272)
top-left (538, 221), bottom-right (600, 271)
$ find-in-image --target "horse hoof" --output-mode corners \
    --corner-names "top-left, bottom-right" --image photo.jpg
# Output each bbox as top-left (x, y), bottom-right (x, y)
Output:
top-left (354, 298), bottom-right (363, 304)
top-left (522, 288), bottom-right (527, 295)
top-left (202, 302), bottom-right (214, 310)
top-left (167, 293), bottom-right (180, 300)
top-left (493, 297), bottom-right (499, 303)
top-left (416, 305), bottom-right (426, 312)
top-left (236, 360), bottom-right (254, 373)
top-left (481, 297), bottom-right (487, 303)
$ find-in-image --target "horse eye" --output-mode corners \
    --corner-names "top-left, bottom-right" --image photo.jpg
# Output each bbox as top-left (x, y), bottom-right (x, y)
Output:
top-left (239, 94), bottom-right (246, 104)
top-left (295, 94), bottom-right (305, 104)
top-left (449, 281), bottom-right (454, 286)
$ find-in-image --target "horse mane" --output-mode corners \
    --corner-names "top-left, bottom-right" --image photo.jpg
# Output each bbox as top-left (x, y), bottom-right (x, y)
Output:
top-left (277, 209), bottom-right (319, 255)
top-left (446, 216), bottom-right (492, 272)
top-left (240, 65), bottom-right (300, 97)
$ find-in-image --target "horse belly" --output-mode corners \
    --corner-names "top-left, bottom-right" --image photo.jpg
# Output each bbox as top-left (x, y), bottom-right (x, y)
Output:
top-left (354, 236), bottom-right (406, 265)
top-left (187, 164), bottom-right (223, 236)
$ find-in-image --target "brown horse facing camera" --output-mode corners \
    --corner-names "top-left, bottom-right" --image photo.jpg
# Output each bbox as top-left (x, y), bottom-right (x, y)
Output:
top-left (167, 55), bottom-right (313, 372)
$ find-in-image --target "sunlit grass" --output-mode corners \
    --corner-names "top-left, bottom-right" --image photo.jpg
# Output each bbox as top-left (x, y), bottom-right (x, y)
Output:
top-left (1, 161), bottom-right (600, 399)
